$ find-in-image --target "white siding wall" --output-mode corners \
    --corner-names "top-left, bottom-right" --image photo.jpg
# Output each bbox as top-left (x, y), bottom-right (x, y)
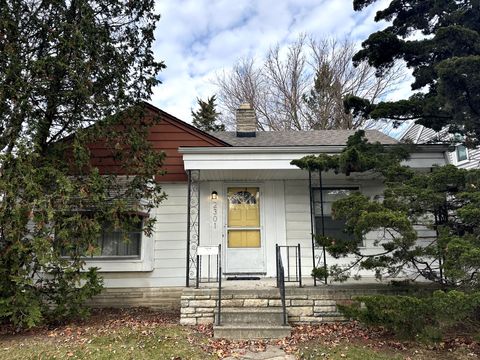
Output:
top-left (284, 179), bottom-right (437, 281)
top-left (284, 179), bottom-right (314, 277)
top-left (199, 180), bottom-right (287, 277)
top-left (402, 124), bottom-right (479, 169)
top-left (97, 183), bottom-right (188, 288)
top-left (447, 147), bottom-right (480, 169)
top-left (94, 178), bottom-right (441, 288)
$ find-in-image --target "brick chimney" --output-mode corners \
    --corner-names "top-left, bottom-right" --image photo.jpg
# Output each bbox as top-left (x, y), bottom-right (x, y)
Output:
top-left (236, 103), bottom-right (256, 137)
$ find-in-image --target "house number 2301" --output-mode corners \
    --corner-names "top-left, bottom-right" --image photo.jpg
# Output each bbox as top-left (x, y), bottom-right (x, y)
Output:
top-left (212, 201), bottom-right (218, 229)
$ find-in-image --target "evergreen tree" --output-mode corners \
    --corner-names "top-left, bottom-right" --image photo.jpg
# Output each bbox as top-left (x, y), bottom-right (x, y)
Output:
top-left (191, 95), bottom-right (225, 132)
top-left (345, 0), bottom-right (480, 146)
top-left (0, 0), bottom-right (165, 328)
top-left (303, 64), bottom-right (353, 130)
top-left (293, 131), bottom-right (480, 289)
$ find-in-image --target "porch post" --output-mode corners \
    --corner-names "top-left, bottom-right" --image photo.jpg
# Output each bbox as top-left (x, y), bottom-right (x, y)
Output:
top-left (308, 170), bottom-right (317, 286)
top-left (186, 169), bottom-right (201, 287)
top-left (318, 170), bottom-right (328, 285)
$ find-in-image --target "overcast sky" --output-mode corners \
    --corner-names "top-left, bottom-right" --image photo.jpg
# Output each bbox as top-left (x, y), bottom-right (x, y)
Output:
top-left (150, 0), bottom-right (412, 134)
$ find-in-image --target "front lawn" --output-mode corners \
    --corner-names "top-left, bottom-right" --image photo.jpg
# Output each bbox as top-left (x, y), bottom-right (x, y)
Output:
top-left (292, 323), bottom-right (479, 360)
top-left (0, 308), bottom-right (214, 360)
top-left (297, 340), bottom-right (478, 360)
top-left (1, 308), bottom-right (478, 359)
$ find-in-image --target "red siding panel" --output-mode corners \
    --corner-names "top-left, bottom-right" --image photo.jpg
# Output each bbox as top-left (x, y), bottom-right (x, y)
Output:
top-left (87, 104), bottom-right (228, 182)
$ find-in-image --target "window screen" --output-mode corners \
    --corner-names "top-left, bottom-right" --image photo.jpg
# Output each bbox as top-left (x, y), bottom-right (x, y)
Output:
top-left (456, 145), bottom-right (468, 162)
top-left (313, 187), bottom-right (358, 243)
top-left (97, 225), bottom-right (141, 257)
top-left (61, 215), bottom-right (142, 258)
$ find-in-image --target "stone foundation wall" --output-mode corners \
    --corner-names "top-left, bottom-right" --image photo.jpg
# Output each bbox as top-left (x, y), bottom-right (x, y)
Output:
top-left (88, 287), bottom-right (182, 310)
top-left (180, 285), bottom-right (419, 326)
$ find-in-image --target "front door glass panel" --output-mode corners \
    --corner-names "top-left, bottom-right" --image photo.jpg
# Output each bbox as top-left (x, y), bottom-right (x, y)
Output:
top-left (227, 187), bottom-right (260, 248)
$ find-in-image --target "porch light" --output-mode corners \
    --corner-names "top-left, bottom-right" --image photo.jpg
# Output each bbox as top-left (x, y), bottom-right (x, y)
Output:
top-left (211, 191), bottom-right (218, 200)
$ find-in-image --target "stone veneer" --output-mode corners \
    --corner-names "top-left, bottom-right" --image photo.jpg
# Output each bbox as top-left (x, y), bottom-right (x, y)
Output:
top-left (180, 284), bottom-right (419, 326)
top-left (88, 287), bottom-right (182, 309)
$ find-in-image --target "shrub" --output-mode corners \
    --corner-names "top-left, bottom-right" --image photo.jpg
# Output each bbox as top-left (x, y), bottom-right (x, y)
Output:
top-left (339, 290), bottom-right (480, 340)
top-left (339, 294), bottom-right (431, 337)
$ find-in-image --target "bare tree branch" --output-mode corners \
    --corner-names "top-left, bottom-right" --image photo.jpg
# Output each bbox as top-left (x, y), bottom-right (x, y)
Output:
top-left (214, 34), bottom-right (406, 131)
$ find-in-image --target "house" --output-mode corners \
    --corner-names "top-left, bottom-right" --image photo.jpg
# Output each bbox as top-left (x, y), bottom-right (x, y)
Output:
top-left (400, 123), bottom-right (480, 169)
top-left (85, 103), bottom-right (448, 313)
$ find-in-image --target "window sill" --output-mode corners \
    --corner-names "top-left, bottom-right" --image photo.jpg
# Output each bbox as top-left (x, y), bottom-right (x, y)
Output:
top-left (83, 256), bottom-right (141, 261)
top-left (84, 258), bottom-right (153, 272)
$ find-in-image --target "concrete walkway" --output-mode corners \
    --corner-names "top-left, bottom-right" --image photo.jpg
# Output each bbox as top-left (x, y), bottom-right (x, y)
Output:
top-left (223, 345), bottom-right (295, 360)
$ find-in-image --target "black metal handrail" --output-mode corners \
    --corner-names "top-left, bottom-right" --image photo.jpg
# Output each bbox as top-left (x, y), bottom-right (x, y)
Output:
top-left (217, 244), bottom-right (222, 326)
top-left (276, 244), bottom-right (302, 287)
top-left (275, 244), bottom-right (288, 326)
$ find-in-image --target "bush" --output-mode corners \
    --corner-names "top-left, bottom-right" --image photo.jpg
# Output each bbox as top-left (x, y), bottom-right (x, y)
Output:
top-left (339, 290), bottom-right (480, 340)
top-left (0, 266), bottom-right (103, 330)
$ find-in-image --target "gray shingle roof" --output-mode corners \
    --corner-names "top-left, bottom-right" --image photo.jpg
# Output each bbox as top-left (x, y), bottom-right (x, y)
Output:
top-left (209, 130), bottom-right (398, 147)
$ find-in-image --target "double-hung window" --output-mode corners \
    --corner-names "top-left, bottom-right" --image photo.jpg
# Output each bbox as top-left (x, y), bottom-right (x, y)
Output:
top-left (313, 187), bottom-right (360, 245)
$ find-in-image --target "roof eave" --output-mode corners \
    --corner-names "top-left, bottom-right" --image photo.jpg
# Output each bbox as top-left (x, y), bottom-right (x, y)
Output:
top-left (178, 143), bottom-right (449, 154)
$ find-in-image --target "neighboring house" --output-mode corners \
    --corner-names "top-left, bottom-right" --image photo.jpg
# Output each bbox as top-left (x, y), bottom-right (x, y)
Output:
top-left (400, 123), bottom-right (480, 169)
top-left (83, 103), bottom-right (447, 309)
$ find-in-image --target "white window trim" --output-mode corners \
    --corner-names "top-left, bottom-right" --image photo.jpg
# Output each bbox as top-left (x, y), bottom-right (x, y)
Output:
top-left (453, 144), bottom-right (469, 165)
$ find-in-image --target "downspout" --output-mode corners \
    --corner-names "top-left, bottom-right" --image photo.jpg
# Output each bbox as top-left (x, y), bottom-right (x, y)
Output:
top-left (186, 170), bottom-right (192, 287)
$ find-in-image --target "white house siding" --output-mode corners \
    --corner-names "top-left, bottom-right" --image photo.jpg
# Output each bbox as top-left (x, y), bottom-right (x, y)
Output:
top-left (97, 182), bottom-right (188, 288)
top-left (284, 179), bottom-right (314, 278)
top-left (417, 127), bottom-right (438, 143)
top-left (285, 178), bottom-right (381, 279)
top-left (447, 148), bottom-right (480, 169)
top-left (284, 178), bottom-right (437, 281)
top-left (199, 180), bottom-right (287, 277)
top-left (401, 124), bottom-right (479, 170)
top-left (93, 178), bottom-right (441, 289)
top-left (401, 122), bottom-right (420, 142)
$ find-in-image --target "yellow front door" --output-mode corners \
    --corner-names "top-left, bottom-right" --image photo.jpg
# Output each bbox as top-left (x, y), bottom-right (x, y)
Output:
top-left (227, 187), bottom-right (261, 248)
top-left (226, 186), bottom-right (264, 273)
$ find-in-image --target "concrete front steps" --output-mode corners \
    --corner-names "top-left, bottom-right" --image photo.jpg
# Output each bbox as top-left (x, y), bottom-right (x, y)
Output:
top-left (214, 307), bottom-right (291, 339)
top-left (181, 284), bottom-right (414, 330)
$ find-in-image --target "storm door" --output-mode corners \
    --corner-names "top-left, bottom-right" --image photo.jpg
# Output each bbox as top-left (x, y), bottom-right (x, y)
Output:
top-left (225, 187), bottom-right (265, 273)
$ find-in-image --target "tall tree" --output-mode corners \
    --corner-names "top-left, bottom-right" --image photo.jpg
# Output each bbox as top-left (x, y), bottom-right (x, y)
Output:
top-left (346, 0), bottom-right (480, 146)
top-left (191, 95), bottom-right (225, 132)
top-left (215, 36), bottom-right (404, 131)
top-left (0, 0), bottom-right (165, 328)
